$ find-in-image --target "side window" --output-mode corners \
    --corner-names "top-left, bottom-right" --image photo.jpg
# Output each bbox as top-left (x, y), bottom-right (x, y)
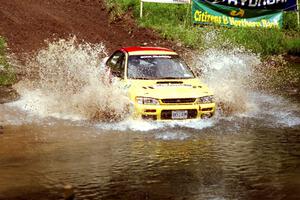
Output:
top-left (106, 51), bottom-right (125, 78)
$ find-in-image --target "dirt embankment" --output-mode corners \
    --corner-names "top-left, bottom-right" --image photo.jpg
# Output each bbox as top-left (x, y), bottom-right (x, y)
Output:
top-left (0, 0), bottom-right (179, 55)
top-left (0, 0), bottom-right (190, 103)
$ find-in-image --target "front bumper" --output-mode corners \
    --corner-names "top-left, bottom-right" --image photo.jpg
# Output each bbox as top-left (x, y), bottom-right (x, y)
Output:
top-left (133, 103), bottom-right (216, 120)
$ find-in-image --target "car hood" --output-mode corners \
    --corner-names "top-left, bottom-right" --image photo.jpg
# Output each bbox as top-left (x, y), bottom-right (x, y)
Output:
top-left (126, 78), bottom-right (213, 100)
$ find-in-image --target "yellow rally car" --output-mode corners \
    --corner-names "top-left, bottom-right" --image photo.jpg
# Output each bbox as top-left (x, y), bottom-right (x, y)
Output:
top-left (106, 46), bottom-right (216, 120)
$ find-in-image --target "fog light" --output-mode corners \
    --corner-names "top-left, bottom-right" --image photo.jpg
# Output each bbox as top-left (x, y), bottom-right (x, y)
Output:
top-left (142, 115), bottom-right (157, 120)
top-left (202, 108), bottom-right (213, 112)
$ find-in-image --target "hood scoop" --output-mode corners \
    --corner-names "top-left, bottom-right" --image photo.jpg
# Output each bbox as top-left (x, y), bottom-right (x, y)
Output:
top-left (156, 81), bottom-right (183, 84)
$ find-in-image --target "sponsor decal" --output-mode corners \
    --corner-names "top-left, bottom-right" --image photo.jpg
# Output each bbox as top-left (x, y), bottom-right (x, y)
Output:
top-left (154, 84), bottom-right (193, 88)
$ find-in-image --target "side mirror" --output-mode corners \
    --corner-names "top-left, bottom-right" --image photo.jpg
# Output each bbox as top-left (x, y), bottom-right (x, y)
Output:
top-left (111, 70), bottom-right (122, 78)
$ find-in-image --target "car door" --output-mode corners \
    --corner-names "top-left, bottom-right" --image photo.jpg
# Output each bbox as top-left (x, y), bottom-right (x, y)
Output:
top-left (106, 51), bottom-right (126, 78)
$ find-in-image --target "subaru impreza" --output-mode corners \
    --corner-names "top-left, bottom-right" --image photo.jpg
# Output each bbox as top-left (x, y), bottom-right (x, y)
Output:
top-left (106, 46), bottom-right (215, 120)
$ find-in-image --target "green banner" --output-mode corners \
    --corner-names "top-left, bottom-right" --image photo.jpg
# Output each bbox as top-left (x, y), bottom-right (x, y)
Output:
top-left (192, 0), bottom-right (283, 28)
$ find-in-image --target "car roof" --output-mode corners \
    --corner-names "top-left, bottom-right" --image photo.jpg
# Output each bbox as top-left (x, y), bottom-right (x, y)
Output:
top-left (121, 46), bottom-right (178, 56)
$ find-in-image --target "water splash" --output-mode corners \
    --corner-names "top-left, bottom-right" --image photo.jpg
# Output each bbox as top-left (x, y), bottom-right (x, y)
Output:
top-left (242, 92), bottom-right (300, 127)
top-left (10, 38), bottom-right (130, 122)
top-left (2, 39), bottom-right (299, 129)
top-left (193, 48), bottom-right (300, 127)
top-left (97, 119), bottom-right (215, 132)
top-left (194, 48), bottom-right (259, 115)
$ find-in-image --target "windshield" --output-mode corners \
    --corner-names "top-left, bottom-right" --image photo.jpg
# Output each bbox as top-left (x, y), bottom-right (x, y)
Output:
top-left (127, 55), bottom-right (195, 79)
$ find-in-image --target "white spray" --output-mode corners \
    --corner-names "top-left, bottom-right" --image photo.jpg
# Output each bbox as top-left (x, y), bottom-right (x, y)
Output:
top-left (11, 38), bottom-right (130, 122)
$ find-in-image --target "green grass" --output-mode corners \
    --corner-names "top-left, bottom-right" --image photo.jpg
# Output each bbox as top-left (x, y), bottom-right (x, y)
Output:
top-left (0, 36), bottom-right (15, 85)
top-left (106, 0), bottom-right (300, 56)
top-left (286, 37), bottom-right (300, 55)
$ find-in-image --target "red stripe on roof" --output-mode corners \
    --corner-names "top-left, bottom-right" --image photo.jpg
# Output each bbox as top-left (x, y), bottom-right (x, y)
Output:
top-left (121, 46), bottom-right (174, 53)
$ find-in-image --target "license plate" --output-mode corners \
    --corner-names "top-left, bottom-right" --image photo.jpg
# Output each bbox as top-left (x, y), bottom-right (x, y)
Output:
top-left (172, 110), bottom-right (188, 119)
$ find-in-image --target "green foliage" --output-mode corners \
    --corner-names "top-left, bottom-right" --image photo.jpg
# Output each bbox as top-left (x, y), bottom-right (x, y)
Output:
top-left (286, 38), bottom-right (300, 55)
top-left (94, 1), bottom-right (300, 56)
top-left (0, 37), bottom-right (8, 66)
top-left (0, 37), bottom-right (15, 85)
top-left (283, 12), bottom-right (299, 31)
top-left (106, 0), bottom-right (140, 20)
top-left (217, 28), bottom-right (287, 55)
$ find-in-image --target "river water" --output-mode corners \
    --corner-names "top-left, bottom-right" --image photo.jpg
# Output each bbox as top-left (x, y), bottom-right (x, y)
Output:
top-left (0, 40), bottom-right (299, 200)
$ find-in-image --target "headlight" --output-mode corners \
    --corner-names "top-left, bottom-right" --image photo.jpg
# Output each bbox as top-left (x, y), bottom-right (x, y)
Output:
top-left (136, 97), bottom-right (160, 105)
top-left (196, 95), bottom-right (214, 104)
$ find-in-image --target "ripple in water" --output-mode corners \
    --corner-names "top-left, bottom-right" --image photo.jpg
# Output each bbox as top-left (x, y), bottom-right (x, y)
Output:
top-left (97, 119), bottom-right (215, 132)
top-left (155, 131), bottom-right (190, 140)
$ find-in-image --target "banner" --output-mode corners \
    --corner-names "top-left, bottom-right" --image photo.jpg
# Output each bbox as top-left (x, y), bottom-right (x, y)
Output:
top-left (192, 0), bottom-right (283, 28)
top-left (201, 0), bottom-right (298, 11)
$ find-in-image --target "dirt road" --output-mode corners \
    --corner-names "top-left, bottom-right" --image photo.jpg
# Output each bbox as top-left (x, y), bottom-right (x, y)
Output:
top-left (0, 0), bottom-right (171, 54)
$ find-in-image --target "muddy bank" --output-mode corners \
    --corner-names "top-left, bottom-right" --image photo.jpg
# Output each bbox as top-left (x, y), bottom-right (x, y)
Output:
top-left (0, 85), bottom-right (19, 104)
top-left (0, 0), bottom-right (183, 56)
top-left (284, 55), bottom-right (300, 64)
top-left (0, 0), bottom-right (188, 104)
